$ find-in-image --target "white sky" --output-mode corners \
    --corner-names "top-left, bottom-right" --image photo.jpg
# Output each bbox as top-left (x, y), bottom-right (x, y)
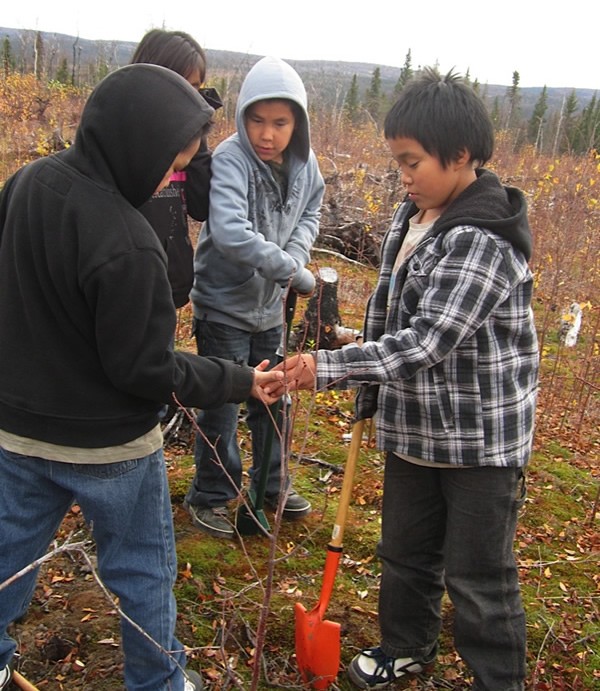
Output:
top-left (1, 0), bottom-right (598, 90)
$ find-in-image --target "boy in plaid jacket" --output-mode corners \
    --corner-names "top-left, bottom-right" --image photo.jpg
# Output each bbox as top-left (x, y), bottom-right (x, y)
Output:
top-left (270, 68), bottom-right (539, 690)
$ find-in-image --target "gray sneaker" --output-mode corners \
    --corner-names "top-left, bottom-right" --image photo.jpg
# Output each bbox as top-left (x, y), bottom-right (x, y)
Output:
top-left (183, 501), bottom-right (234, 539)
top-left (184, 669), bottom-right (203, 691)
top-left (265, 489), bottom-right (311, 519)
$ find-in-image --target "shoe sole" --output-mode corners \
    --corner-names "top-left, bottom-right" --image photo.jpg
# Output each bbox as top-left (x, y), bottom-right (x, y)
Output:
top-left (263, 496), bottom-right (312, 520)
top-left (347, 661), bottom-right (389, 690)
top-left (281, 506), bottom-right (312, 520)
top-left (183, 501), bottom-right (234, 539)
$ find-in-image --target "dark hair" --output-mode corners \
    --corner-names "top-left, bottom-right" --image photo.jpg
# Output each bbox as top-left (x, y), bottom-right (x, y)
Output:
top-left (131, 29), bottom-right (207, 83)
top-left (245, 98), bottom-right (301, 121)
top-left (384, 67), bottom-right (494, 168)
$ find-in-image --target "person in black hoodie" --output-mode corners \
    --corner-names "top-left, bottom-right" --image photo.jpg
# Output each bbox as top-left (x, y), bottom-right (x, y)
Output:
top-left (269, 69), bottom-right (539, 690)
top-left (0, 64), bottom-right (282, 691)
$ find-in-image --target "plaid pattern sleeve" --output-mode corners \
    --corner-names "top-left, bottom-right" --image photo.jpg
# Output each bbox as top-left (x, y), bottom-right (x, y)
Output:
top-left (316, 219), bottom-right (539, 468)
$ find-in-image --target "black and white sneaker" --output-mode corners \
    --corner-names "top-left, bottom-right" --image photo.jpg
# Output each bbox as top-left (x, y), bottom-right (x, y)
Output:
top-left (347, 645), bottom-right (436, 689)
top-left (0, 661), bottom-right (14, 690)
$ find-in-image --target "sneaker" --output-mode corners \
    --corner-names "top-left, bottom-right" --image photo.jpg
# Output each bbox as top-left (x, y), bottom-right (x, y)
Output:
top-left (183, 501), bottom-right (234, 539)
top-left (347, 645), bottom-right (436, 689)
top-left (184, 669), bottom-right (203, 691)
top-left (265, 489), bottom-right (311, 519)
top-left (0, 661), bottom-right (13, 690)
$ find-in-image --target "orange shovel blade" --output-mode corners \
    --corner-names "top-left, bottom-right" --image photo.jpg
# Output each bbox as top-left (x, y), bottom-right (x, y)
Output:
top-left (295, 420), bottom-right (365, 688)
top-left (295, 601), bottom-right (341, 689)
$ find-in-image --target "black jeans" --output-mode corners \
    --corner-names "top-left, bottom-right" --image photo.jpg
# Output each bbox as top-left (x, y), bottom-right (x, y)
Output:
top-left (377, 454), bottom-right (526, 691)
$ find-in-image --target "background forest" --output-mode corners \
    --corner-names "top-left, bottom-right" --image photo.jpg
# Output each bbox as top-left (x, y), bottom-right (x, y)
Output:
top-left (0, 27), bottom-right (599, 691)
top-left (1, 26), bottom-right (600, 159)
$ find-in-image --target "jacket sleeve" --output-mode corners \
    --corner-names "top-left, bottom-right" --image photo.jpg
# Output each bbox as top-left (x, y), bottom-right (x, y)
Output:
top-left (283, 153), bottom-right (325, 269)
top-left (184, 142), bottom-right (212, 221)
top-left (314, 228), bottom-right (516, 389)
top-left (85, 245), bottom-right (254, 408)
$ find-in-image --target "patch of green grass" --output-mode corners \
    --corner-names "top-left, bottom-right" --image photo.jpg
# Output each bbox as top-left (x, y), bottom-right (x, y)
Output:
top-left (515, 449), bottom-right (599, 689)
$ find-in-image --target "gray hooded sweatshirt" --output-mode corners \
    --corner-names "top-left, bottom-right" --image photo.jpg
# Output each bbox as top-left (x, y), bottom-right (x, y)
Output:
top-left (191, 56), bottom-right (325, 332)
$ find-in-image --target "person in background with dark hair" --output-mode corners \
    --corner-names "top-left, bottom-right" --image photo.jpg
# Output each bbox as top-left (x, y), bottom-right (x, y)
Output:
top-left (269, 68), bottom-right (539, 690)
top-left (131, 28), bottom-right (223, 308)
top-left (0, 64), bottom-right (282, 691)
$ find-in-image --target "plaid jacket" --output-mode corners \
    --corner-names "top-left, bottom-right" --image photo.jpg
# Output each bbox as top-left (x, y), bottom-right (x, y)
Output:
top-left (316, 170), bottom-right (539, 467)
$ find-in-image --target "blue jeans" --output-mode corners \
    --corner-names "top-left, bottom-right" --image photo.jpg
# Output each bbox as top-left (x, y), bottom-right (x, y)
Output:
top-left (378, 455), bottom-right (526, 691)
top-left (186, 319), bottom-right (286, 508)
top-left (0, 446), bottom-right (189, 691)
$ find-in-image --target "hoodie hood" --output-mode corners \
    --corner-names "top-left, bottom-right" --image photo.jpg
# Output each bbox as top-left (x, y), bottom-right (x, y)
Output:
top-left (433, 169), bottom-right (533, 260)
top-left (235, 56), bottom-right (311, 164)
top-left (69, 63), bottom-right (214, 208)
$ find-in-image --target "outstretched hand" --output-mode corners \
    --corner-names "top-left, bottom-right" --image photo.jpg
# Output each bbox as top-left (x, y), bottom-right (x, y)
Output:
top-left (264, 353), bottom-right (316, 397)
top-left (251, 359), bottom-right (284, 405)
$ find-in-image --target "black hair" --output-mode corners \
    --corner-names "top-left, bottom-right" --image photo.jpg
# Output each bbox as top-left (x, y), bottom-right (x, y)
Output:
top-left (245, 97), bottom-right (301, 120)
top-left (384, 67), bottom-right (494, 168)
top-left (131, 29), bottom-right (207, 84)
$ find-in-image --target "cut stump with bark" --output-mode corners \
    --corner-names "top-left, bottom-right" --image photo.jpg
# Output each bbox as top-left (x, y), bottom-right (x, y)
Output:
top-left (292, 267), bottom-right (359, 351)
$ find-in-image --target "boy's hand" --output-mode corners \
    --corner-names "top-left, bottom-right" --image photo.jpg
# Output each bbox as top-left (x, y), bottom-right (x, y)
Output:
top-left (266, 353), bottom-right (316, 397)
top-left (251, 359), bottom-right (284, 405)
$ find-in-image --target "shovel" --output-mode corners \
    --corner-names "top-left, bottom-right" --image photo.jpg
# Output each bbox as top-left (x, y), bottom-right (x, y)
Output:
top-left (235, 398), bottom-right (280, 535)
top-left (295, 418), bottom-right (366, 689)
top-left (236, 290), bottom-right (298, 536)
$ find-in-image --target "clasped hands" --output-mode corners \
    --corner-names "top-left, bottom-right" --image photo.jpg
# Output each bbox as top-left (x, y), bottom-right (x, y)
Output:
top-left (252, 354), bottom-right (316, 404)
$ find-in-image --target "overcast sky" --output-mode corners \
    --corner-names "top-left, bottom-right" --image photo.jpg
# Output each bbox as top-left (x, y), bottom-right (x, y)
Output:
top-left (2, 0), bottom-right (598, 90)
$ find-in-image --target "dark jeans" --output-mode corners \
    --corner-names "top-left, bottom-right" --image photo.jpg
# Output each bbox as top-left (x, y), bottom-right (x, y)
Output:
top-left (185, 319), bottom-right (286, 509)
top-left (378, 454), bottom-right (527, 691)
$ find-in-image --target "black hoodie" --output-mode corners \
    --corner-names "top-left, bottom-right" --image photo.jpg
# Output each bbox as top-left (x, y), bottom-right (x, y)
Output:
top-left (0, 64), bottom-right (253, 448)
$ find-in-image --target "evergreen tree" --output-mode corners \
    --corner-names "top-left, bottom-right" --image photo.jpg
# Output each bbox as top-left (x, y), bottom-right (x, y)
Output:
top-left (2, 37), bottom-right (15, 77)
top-left (393, 50), bottom-right (413, 96)
top-left (572, 93), bottom-right (600, 153)
top-left (505, 71), bottom-right (522, 130)
top-left (490, 96), bottom-right (501, 129)
top-left (343, 74), bottom-right (361, 124)
top-left (55, 57), bottom-right (70, 85)
top-left (97, 62), bottom-right (110, 81)
top-left (560, 90), bottom-right (580, 154)
top-left (365, 66), bottom-right (382, 124)
top-left (528, 85), bottom-right (548, 151)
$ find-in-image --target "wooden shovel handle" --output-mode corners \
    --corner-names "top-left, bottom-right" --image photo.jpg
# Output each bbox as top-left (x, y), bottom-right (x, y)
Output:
top-left (13, 670), bottom-right (39, 691)
top-left (329, 419), bottom-right (366, 549)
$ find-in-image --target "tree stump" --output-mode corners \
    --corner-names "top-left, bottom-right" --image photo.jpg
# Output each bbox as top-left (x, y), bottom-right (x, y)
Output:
top-left (292, 267), bottom-right (360, 350)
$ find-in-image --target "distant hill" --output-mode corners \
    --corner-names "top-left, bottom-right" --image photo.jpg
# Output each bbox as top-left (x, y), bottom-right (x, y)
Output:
top-left (1, 27), bottom-right (597, 118)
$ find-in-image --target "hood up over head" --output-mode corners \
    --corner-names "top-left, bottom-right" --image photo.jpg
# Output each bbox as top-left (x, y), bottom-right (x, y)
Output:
top-left (235, 56), bottom-right (311, 164)
top-left (72, 63), bottom-right (214, 208)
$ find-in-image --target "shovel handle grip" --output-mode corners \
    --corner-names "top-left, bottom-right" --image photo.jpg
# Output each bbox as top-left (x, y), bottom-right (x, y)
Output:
top-left (13, 671), bottom-right (39, 691)
top-left (329, 419), bottom-right (365, 549)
